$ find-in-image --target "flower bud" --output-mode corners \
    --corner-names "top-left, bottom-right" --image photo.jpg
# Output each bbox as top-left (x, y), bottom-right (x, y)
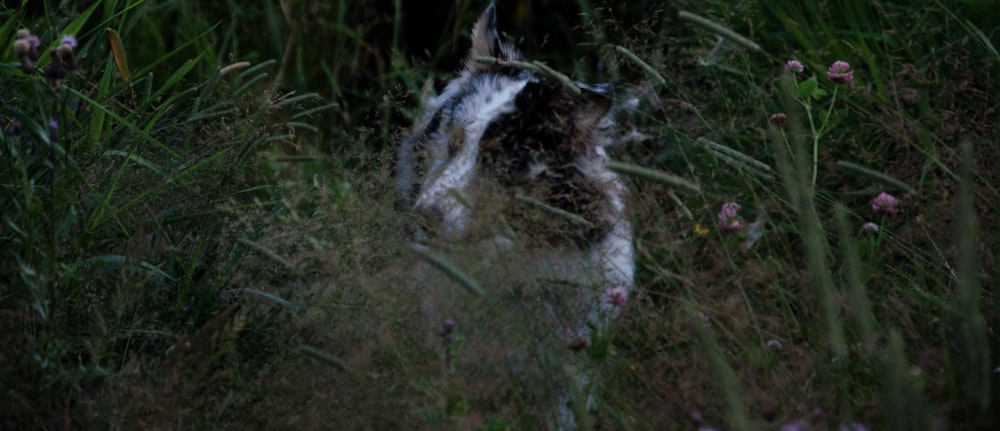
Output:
top-left (56, 43), bottom-right (77, 70)
top-left (12, 39), bottom-right (29, 56)
top-left (769, 113), bottom-right (789, 128)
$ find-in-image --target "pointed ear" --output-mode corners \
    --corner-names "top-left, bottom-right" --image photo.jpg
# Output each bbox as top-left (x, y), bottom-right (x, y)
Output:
top-left (470, 3), bottom-right (500, 60)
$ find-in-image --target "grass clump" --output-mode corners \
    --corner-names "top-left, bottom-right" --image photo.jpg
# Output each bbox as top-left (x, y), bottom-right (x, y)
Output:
top-left (1, 2), bottom-right (327, 428)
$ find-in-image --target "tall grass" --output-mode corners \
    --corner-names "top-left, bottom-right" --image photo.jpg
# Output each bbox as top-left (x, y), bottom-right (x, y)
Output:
top-left (2, 1), bottom-right (328, 428)
top-left (2, 0), bottom-right (998, 429)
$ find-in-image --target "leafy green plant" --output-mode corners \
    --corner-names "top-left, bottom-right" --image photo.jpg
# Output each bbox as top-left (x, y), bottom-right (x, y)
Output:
top-left (1, 1), bottom-right (329, 428)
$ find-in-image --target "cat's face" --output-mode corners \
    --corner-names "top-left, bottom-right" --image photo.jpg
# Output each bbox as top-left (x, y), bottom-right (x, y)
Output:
top-left (398, 2), bottom-right (619, 243)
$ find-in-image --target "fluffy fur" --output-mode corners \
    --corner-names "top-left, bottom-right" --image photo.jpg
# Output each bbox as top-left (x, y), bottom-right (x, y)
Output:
top-left (396, 3), bottom-right (634, 428)
top-left (396, 3), bottom-right (633, 308)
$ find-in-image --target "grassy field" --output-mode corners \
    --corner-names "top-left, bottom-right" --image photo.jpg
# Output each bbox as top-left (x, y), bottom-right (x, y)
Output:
top-left (2, 0), bottom-right (998, 429)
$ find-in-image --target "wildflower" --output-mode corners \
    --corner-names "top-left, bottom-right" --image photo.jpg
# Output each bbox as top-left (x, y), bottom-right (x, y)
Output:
top-left (781, 419), bottom-right (809, 431)
top-left (13, 42), bottom-right (34, 74)
top-left (12, 39), bottom-right (30, 57)
top-left (861, 221), bottom-right (879, 233)
top-left (25, 35), bottom-right (40, 52)
top-left (16, 30), bottom-right (40, 56)
top-left (871, 192), bottom-right (899, 216)
top-left (717, 201), bottom-right (744, 233)
top-left (827, 60), bottom-right (854, 84)
top-left (785, 59), bottom-right (804, 73)
top-left (13, 29), bottom-right (41, 74)
top-left (604, 287), bottom-right (628, 308)
top-left (693, 223), bottom-right (710, 236)
top-left (60, 35), bottom-right (78, 49)
top-left (719, 202), bottom-right (740, 220)
top-left (55, 42), bottom-right (78, 70)
top-left (22, 35), bottom-right (41, 59)
top-left (769, 113), bottom-right (789, 128)
top-left (48, 118), bottom-right (59, 141)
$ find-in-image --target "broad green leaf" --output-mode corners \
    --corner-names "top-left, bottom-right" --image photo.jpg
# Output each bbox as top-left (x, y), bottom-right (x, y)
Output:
top-left (795, 76), bottom-right (818, 100)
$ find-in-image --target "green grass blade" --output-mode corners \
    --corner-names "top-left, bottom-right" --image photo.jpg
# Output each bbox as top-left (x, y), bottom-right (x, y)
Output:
top-left (689, 305), bottom-right (749, 431)
top-left (300, 345), bottom-right (350, 371)
top-left (678, 10), bottom-right (761, 52)
top-left (608, 162), bottom-right (701, 194)
top-left (242, 288), bottom-right (302, 314)
top-left (88, 56), bottom-right (116, 147)
top-left (102, 150), bottom-right (170, 179)
top-left (69, 88), bottom-right (182, 159)
top-left (84, 255), bottom-right (177, 282)
top-left (836, 160), bottom-right (916, 194)
top-left (835, 204), bottom-right (877, 353)
top-left (953, 141), bottom-right (989, 409)
top-left (407, 244), bottom-right (486, 299)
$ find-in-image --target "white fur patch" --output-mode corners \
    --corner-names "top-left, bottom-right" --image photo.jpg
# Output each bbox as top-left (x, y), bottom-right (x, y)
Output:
top-left (413, 76), bottom-right (529, 233)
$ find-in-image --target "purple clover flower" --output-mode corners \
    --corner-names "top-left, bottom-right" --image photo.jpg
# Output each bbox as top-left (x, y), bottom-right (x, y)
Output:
top-left (717, 202), bottom-right (744, 233)
top-left (785, 59), bottom-right (804, 73)
top-left (872, 192), bottom-right (899, 216)
top-left (604, 287), bottom-right (629, 308)
top-left (827, 60), bottom-right (854, 84)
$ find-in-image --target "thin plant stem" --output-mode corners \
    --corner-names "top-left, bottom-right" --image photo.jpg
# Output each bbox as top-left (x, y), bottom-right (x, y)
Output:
top-left (806, 85), bottom-right (839, 186)
top-left (804, 103), bottom-right (819, 185)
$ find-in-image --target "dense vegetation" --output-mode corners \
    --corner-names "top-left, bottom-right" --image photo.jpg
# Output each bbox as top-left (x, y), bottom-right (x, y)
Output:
top-left (2, 0), bottom-right (998, 429)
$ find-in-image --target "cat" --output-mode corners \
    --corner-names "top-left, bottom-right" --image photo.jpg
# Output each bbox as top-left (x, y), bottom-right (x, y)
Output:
top-left (396, 3), bottom-right (634, 428)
